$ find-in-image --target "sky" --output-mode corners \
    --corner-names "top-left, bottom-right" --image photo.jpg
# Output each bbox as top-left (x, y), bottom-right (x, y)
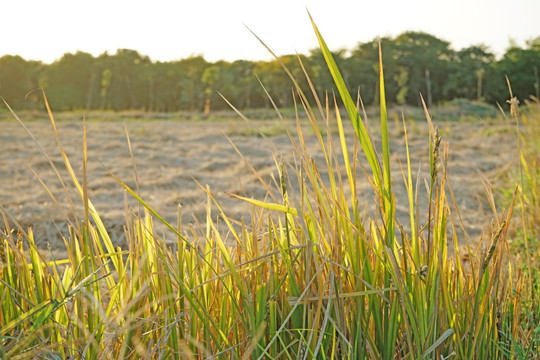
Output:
top-left (2, 0), bottom-right (539, 64)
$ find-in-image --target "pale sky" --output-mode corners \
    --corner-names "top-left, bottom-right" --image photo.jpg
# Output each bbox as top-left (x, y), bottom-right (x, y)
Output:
top-left (2, 0), bottom-right (539, 64)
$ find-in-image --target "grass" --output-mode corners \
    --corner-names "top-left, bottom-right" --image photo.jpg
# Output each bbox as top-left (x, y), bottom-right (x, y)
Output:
top-left (0, 16), bottom-right (538, 359)
top-left (498, 94), bottom-right (540, 359)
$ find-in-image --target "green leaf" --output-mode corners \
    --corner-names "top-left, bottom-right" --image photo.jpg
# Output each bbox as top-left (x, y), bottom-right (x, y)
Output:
top-left (308, 11), bottom-right (382, 190)
top-left (422, 329), bottom-right (454, 358)
top-left (32, 300), bottom-right (60, 330)
top-left (228, 193), bottom-right (298, 215)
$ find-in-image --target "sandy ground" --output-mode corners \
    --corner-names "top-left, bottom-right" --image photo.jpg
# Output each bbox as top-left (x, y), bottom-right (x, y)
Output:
top-left (0, 112), bottom-right (516, 258)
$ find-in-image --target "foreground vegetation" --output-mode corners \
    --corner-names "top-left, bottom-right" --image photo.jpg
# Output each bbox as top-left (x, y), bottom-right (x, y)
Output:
top-left (1, 17), bottom-right (539, 359)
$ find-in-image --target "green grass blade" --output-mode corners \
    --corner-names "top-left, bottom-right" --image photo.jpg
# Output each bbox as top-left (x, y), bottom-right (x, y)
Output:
top-left (309, 12), bottom-right (382, 190)
top-left (227, 193), bottom-right (298, 216)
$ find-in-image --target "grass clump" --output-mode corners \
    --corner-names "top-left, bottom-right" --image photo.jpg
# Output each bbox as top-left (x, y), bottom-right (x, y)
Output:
top-left (498, 95), bottom-right (540, 358)
top-left (0, 16), bottom-right (536, 359)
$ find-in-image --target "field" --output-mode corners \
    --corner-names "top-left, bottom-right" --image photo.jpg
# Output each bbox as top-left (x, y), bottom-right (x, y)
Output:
top-left (0, 110), bottom-right (516, 259)
top-left (1, 20), bottom-right (539, 360)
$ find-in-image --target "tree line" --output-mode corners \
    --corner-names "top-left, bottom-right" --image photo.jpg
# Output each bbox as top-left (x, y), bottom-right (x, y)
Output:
top-left (1, 31), bottom-right (539, 113)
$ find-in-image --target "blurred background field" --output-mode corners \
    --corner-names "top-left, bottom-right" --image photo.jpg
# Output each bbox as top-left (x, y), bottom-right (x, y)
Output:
top-left (0, 104), bottom-right (517, 259)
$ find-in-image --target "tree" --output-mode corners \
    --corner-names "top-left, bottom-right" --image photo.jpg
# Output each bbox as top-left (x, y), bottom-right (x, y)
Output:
top-left (309, 48), bottom-right (351, 103)
top-left (0, 55), bottom-right (41, 109)
top-left (443, 45), bottom-right (495, 101)
top-left (202, 61), bottom-right (235, 113)
top-left (40, 51), bottom-right (97, 110)
top-left (174, 56), bottom-right (208, 111)
top-left (228, 60), bottom-right (257, 109)
top-left (100, 68), bottom-right (112, 109)
top-left (253, 59), bottom-right (290, 108)
top-left (96, 49), bottom-right (151, 110)
top-left (393, 32), bottom-right (453, 106)
top-left (492, 46), bottom-right (540, 104)
top-left (348, 37), bottom-right (399, 105)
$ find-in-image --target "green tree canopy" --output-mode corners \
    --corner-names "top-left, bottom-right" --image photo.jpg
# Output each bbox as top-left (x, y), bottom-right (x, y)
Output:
top-left (1, 31), bottom-right (539, 112)
top-left (0, 55), bottom-right (42, 109)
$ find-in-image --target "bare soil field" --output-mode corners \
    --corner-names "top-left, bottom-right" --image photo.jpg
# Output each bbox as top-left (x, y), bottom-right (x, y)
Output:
top-left (0, 111), bottom-right (516, 259)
